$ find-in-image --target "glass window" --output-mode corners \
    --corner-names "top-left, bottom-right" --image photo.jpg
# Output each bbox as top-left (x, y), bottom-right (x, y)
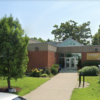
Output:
top-left (57, 38), bottom-right (83, 47)
top-left (59, 58), bottom-right (64, 68)
top-left (59, 53), bottom-right (64, 57)
top-left (64, 53), bottom-right (81, 58)
top-left (65, 53), bottom-right (72, 57)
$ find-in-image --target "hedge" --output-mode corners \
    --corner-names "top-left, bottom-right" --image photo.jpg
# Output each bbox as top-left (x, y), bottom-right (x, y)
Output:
top-left (82, 61), bottom-right (100, 67)
top-left (78, 66), bottom-right (99, 76)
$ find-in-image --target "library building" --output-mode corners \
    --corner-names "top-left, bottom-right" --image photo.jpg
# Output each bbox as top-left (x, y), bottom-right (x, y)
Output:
top-left (27, 38), bottom-right (100, 70)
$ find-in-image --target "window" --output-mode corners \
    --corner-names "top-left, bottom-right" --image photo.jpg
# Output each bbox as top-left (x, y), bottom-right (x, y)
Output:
top-left (59, 53), bottom-right (64, 57)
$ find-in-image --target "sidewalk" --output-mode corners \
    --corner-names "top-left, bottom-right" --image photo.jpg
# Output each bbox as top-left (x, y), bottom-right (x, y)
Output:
top-left (23, 69), bottom-right (78, 100)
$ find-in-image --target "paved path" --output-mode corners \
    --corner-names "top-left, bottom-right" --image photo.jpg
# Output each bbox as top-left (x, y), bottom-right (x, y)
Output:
top-left (23, 69), bottom-right (78, 100)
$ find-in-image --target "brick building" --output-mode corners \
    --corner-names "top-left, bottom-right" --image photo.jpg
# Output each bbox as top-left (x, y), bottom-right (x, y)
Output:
top-left (27, 38), bottom-right (100, 70)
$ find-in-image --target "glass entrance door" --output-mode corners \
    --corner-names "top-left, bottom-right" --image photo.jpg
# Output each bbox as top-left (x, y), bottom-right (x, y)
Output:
top-left (71, 58), bottom-right (75, 68)
top-left (65, 57), bottom-right (76, 69)
top-left (65, 58), bottom-right (70, 68)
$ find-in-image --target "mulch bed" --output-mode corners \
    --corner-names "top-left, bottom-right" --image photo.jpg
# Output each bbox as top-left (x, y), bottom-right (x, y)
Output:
top-left (0, 87), bottom-right (21, 93)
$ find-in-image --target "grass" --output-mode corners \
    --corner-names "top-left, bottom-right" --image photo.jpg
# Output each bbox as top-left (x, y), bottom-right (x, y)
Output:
top-left (0, 77), bottom-right (49, 96)
top-left (71, 76), bottom-right (100, 100)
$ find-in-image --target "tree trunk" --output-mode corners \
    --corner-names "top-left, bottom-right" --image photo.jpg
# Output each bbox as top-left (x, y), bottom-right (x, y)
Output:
top-left (7, 67), bottom-right (10, 90)
top-left (7, 76), bottom-right (10, 89)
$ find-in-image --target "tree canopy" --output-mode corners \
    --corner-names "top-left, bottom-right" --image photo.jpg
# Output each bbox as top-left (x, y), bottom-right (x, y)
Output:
top-left (46, 38), bottom-right (53, 42)
top-left (51, 20), bottom-right (92, 45)
top-left (31, 37), bottom-right (46, 42)
top-left (92, 25), bottom-right (100, 45)
top-left (0, 15), bottom-right (29, 90)
top-left (31, 37), bottom-right (54, 42)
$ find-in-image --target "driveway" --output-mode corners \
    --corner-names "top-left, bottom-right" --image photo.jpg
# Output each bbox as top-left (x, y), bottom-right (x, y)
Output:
top-left (23, 69), bottom-right (78, 100)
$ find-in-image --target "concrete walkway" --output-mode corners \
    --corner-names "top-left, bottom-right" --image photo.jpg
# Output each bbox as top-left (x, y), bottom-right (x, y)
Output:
top-left (23, 69), bottom-right (78, 100)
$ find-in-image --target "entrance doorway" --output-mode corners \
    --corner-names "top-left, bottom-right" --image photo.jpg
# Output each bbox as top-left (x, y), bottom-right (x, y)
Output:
top-left (65, 57), bottom-right (77, 69)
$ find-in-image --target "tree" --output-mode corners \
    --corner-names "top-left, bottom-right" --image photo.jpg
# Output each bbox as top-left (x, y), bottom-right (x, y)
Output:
top-left (31, 37), bottom-right (38, 40)
top-left (38, 38), bottom-right (46, 43)
top-left (31, 37), bottom-right (46, 42)
top-left (92, 25), bottom-right (100, 45)
top-left (46, 38), bottom-right (53, 42)
top-left (31, 37), bottom-right (54, 42)
top-left (51, 20), bottom-right (92, 45)
top-left (0, 15), bottom-right (29, 90)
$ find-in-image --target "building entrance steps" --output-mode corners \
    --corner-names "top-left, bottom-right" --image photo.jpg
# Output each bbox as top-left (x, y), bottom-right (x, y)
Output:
top-left (23, 69), bottom-right (78, 100)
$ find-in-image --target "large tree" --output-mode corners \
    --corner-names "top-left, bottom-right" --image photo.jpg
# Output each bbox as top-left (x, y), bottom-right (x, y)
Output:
top-left (51, 20), bottom-right (92, 45)
top-left (46, 38), bottom-right (53, 42)
top-left (92, 25), bottom-right (100, 45)
top-left (0, 15), bottom-right (29, 90)
top-left (31, 37), bottom-right (46, 42)
top-left (31, 37), bottom-right (54, 42)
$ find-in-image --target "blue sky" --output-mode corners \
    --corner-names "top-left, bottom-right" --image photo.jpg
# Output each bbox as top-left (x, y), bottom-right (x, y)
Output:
top-left (0, 1), bottom-right (100, 40)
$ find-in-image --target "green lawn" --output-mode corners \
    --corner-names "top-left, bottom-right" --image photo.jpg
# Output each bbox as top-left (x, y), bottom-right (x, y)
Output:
top-left (0, 77), bottom-right (49, 96)
top-left (71, 76), bottom-right (100, 100)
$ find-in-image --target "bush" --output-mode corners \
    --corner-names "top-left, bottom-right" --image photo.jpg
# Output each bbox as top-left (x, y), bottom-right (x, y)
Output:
top-left (39, 69), bottom-right (44, 74)
top-left (30, 68), bottom-right (41, 77)
top-left (30, 71), bottom-right (41, 77)
top-left (45, 68), bottom-right (51, 75)
top-left (78, 66), bottom-right (99, 76)
top-left (82, 61), bottom-right (100, 67)
top-left (41, 74), bottom-right (48, 77)
top-left (50, 67), bottom-right (58, 75)
top-left (52, 64), bottom-right (60, 68)
top-left (48, 73), bottom-right (53, 77)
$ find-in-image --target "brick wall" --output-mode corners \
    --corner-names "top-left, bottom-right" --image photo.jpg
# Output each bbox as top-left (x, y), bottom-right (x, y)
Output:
top-left (28, 52), bottom-right (100, 70)
top-left (27, 51), bottom-right (59, 70)
top-left (47, 51), bottom-right (56, 67)
top-left (27, 51), bottom-right (48, 70)
top-left (81, 53), bottom-right (87, 63)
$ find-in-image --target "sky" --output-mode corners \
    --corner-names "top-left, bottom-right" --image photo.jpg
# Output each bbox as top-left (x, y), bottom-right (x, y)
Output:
top-left (0, 0), bottom-right (100, 41)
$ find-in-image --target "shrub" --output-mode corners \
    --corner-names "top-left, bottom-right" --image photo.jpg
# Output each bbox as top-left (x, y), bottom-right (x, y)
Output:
top-left (30, 68), bottom-right (41, 77)
top-left (82, 61), bottom-right (100, 67)
top-left (52, 64), bottom-right (60, 68)
top-left (41, 74), bottom-right (48, 77)
top-left (48, 73), bottom-right (53, 77)
top-left (50, 67), bottom-right (58, 75)
top-left (30, 71), bottom-right (41, 77)
top-left (39, 69), bottom-right (44, 74)
top-left (78, 66), bottom-right (99, 76)
top-left (45, 68), bottom-right (51, 75)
